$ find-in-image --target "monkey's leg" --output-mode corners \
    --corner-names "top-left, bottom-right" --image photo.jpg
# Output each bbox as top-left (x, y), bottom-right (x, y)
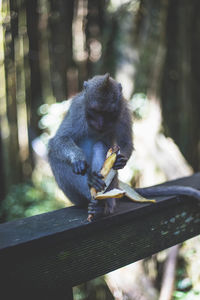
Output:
top-left (88, 141), bottom-right (108, 217)
top-left (90, 142), bottom-right (118, 216)
top-left (91, 141), bottom-right (108, 172)
top-left (48, 155), bottom-right (91, 207)
top-left (104, 174), bottom-right (118, 215)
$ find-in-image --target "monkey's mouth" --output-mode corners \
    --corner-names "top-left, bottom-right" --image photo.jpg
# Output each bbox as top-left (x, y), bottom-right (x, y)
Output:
top-left (93, 125), bottom-right (105, 132)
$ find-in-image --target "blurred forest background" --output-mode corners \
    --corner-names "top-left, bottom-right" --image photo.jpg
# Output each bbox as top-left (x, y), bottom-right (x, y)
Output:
top-left (0, 0), bottom-right (200, 299)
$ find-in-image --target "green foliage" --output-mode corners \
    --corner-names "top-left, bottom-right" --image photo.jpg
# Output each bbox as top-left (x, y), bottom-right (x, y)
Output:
top-left (74, 277), bottom-right (114, 300)
top-left (0, 176), bottom-right (65, 222)
top-left (173, 290), bottom-right (200, 300)
top-left (173, 238), bottom-right (200, 300)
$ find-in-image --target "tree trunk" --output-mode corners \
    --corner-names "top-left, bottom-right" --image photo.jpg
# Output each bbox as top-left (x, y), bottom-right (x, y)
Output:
top-left (161, 0), bottom-right (200, 171)
top-left (48, 0), bottom-right (74, 100)
top-left (134, 0), bottom-right (165, 94)
top-left (3, 0), bottom-right (22, 186)
top-left (26, 0), bottom-right (43, 139)
top-left (86, 0), bottom-right (106, 76)
top-left (0, 130), bottom-right (6, 202)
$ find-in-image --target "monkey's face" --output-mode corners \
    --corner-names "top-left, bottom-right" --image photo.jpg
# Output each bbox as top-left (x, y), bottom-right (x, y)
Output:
top-left (84, 74), bottom-right (122, 132)
top-left (86, 107), bottom-right (120, 133)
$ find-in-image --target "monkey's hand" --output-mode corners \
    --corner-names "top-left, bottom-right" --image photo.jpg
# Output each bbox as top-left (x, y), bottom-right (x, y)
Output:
top-left (88, 171), bottom-right (106, 192)
top-left (113, 153), bottom-right (128, 170)
top-left (72, 160), bottom-right (88, 175)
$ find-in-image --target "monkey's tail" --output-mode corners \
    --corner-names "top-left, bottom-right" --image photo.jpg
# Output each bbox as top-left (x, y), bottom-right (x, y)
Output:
top-left (135, 185), bottom-right (200, 201)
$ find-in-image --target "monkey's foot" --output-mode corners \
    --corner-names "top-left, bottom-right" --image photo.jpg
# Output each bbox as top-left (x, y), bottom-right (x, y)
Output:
top-left (88, 199), bottom-right (105, 221)
top-left (104, 198), bottom-right (116, 215)
top-left (87, 198), bottom-right (116, 221)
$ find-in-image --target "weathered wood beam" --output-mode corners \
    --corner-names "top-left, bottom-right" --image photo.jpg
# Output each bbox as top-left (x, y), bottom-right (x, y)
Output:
top-left (0, 173), bottom-right (200, 298)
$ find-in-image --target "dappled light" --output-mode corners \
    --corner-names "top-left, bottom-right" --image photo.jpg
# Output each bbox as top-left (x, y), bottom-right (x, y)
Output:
top-left (0, 0), bottom-right (200, 299)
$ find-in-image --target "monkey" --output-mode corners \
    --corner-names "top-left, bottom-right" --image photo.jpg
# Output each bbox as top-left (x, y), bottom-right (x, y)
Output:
top-left (48, 73), bottom-right (200, 219)
top-left (48, 73), bottom-right (133, 217)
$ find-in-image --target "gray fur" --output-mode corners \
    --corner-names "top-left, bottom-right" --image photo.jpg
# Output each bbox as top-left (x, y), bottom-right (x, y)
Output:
top-left (48, 74), bottom-right (133, 210)
top-left (48, 74), bottom-right (200, 212)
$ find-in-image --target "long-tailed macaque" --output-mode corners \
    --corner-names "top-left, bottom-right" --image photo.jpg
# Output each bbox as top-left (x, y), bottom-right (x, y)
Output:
top-left (48, 74), bottom-right (133, 216)
top-left (48, 74), bottom-right (200, 218)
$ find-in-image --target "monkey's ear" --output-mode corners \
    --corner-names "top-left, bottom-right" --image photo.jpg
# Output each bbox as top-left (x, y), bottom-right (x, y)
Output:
top-left (104, 73), bottom-right (110, 85)
top-left (101, 73), bottom-right (110, 89)
top-left (118, 83), bottom-right (122, 92)
top-left (83, 81), bottom-right (88, 89)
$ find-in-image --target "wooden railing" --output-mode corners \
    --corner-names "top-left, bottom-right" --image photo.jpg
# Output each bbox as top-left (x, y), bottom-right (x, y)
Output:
top-left (0, 173), bottom-right (200, 300)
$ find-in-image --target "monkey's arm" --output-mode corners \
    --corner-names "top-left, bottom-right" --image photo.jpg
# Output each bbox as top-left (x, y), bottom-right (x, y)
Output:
top-left (48, 110), bottom-right (88, 174)
top-left (114, 102), bottom-right (133, 169)
top-left (48, 134), bottom-right (89, 175)
top-left (49, 136), bottom-right (85, 164)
